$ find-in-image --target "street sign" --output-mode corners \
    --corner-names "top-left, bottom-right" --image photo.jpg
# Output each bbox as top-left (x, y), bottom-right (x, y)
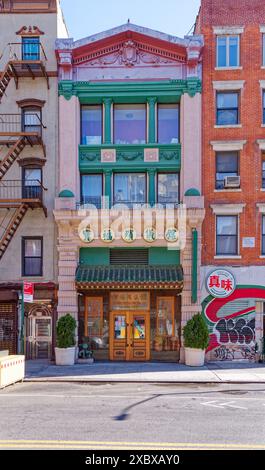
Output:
top-left (23, 282), bottom-right (34, 303)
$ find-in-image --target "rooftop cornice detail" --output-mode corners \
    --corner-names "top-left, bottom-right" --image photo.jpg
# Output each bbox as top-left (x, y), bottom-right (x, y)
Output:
top-left (56, 25), bottom-right (203, 67)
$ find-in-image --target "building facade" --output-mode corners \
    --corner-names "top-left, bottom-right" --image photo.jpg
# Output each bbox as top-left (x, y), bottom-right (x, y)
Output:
top-left (0, 0), bottom-right (67, 358)
top-left (195, 0), bottom-right (265, 361)
top-left (54, 24), bottom-right (204, 362)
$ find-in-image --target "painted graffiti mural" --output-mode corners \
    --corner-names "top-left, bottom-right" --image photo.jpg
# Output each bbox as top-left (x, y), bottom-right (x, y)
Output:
top-left (202, 287), bottom-right (265, 361)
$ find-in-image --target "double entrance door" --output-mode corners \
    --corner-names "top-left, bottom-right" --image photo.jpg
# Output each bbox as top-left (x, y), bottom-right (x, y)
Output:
top-left (110, 311), bottom-right (150, 361)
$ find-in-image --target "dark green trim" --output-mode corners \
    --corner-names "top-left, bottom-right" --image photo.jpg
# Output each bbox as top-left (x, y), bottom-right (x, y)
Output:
top-left (79, 144), bottom-right (181, 172)
top-left (149, 248), bottom-right (180, 265)
top-left (79, 248), bottom-right (110, 265)
top-left (104, 169), bottom-right (112, 208)
top-left (59, 79), bottom-right (202, 102)
top-left (147, 97), bottom-right (157, 144)
top-left (185, 188), bottom-right (201, 196)
top-left (59, 189), bottom-right (75, 198)
top-left (76, 264), bottom-right (184, 284)
top-left (148, 169), bottom-right (156, 207)
top-left (103, 98), bottom-right (112, 144)
top-left (191, 228), bottom-right (198, 304)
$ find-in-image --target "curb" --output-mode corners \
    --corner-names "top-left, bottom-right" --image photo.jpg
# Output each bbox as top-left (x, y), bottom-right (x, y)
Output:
top-left (23, 378), bottom-right (265, 385)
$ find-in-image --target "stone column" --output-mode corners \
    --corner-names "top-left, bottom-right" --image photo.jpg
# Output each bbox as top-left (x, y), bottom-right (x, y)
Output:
top-left (179, 208), bottom-right (205, 363)
top-left (57, 238), bottom-right (79, 324)
top-left (180, 92), bottom-right (202, 198)
top-left (58, 95), bottom-right (80, 200)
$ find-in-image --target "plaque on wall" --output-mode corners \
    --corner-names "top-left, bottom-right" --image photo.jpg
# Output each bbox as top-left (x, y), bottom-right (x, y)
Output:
top-left (110, 292), bottom-right (150, 311)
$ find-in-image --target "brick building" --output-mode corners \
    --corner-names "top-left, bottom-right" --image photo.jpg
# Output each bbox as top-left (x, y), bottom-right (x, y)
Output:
top-left (195, 0), bottom-right (265, 361)
top-left (0, 1), bottom-right (68, 358)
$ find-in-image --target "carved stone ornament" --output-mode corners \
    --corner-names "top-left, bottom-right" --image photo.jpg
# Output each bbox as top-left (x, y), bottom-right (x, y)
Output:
top-left (119, 40), bottom-right (139, 67)
top-left (87, 40), bottom-right (176, 67)
top-left (16, 26), bottom-right (45, 36)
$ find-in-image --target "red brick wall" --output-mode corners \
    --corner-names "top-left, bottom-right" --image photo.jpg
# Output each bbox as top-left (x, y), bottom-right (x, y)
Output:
top-left (198, 0), bottom-right (265, 27)
top-left (199, 1), bottom-right (265, 266)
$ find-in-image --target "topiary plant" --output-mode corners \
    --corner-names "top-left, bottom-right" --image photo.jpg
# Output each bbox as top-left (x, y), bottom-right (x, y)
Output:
top-left (183, 313), bottom-right (209, 350)
top-left (56, 314), bottom-right (77, 349)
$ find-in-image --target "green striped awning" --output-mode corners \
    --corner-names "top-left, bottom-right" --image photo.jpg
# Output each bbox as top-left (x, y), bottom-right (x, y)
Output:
top-left (76, 265), bottom-right (183, 290)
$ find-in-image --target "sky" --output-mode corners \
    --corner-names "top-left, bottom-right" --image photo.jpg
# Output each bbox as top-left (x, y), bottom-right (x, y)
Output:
top-left (60, 0), bottom-right (201, 40)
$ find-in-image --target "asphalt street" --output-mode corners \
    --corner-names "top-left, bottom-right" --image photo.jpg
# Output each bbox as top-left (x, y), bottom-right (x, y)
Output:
top-left (0, 382), bottom-right (264, 450)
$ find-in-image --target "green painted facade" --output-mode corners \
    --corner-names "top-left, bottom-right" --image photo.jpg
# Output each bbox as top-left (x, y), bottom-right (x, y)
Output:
top-left (79, 247), bottom-right (180, 266)
top-left (191, 229), bottom-right (198, 304)
top-left (59, 78), bottom-right (202, 102)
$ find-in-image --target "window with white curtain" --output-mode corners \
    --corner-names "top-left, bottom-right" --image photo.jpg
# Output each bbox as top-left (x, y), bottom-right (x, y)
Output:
top-left (113, 173), bottom-right (146, 207)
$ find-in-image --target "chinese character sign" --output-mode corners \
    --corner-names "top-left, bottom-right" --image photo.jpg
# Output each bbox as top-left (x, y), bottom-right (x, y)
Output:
top-left (206, 269), bottom-right (236, 298)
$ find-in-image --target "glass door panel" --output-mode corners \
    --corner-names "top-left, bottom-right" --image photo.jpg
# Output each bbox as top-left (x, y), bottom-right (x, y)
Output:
top-left (133, 316), bottom-right (146, 339)
top-left (114, 315), bottom-right (127, 340)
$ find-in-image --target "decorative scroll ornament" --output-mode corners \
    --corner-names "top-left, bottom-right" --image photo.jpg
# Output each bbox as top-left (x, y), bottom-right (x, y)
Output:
top-left (119, 40), bottom-right (138, 66)
top-left (16, 26), bottom-right (44, 36)
top-left (88, 40), bottom-right (175, 67)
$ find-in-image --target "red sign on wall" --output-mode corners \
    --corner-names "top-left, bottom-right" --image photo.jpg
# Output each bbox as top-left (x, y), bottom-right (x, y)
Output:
top-left (23, 282), bottom-right (34, 303)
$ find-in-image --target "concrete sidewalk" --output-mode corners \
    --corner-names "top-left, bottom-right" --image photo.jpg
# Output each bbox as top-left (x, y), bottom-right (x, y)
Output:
top-left (24, 360), bottom-right (265, 384)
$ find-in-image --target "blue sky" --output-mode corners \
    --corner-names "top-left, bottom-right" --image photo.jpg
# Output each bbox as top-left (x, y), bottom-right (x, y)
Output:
top-left (60, 0), bottom-right (201, 40)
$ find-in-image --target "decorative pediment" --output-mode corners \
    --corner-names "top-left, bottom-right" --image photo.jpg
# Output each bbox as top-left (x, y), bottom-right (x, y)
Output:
top-left (74, 39), bottom-right (186, 67)
top-left (16, 26), bottom-right (45, 36)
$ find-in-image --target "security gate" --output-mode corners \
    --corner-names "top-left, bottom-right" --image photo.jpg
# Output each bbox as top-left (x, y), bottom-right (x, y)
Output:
top-left (26, 305), bottom-right (52, 359)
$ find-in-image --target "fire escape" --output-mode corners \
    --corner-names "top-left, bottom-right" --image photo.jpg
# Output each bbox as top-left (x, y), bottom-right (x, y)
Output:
top-left (0, 41), bottom-right (48, 260)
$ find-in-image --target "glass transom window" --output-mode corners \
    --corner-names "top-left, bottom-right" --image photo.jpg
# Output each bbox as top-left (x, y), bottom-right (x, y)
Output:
top-left (114, 104), bottom-right (146, 145)
top-left (81, 105), bottom-right (102, 145)
top-left (217, 35), bottom-right (239, 68)
top-left (113, 173), bottom-right (146, 207)
top-left (158, 104), bottom-right (179, 144)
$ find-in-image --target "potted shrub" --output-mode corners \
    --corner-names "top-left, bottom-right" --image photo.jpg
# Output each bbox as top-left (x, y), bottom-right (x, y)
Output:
top-left (55, 314), bottom-right (77, 366)
top-left (183, 313), bottom-right (209, 367)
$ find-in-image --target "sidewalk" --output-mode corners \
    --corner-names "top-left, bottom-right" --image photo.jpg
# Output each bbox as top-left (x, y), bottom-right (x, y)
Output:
top-left (24, 360), bottom-right (265, 384)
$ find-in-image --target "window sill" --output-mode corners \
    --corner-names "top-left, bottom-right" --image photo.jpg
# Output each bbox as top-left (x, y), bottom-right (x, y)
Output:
top-left (214, 255), bottom-right (242, 259)
top-left (259, 255), bottom-right (265, 259)
top-left (260, 188), bottom-right (265, 191)
top-left (215, 66), bottom-right (242, 71)
top-left (21, 275), bottom-right (43, 279)
top-left (214, 189), bottom-right (242, 192)
top-left (261, 124), bottom-right (265, 128)
top-left (214, 125), bottom-right (242, 129)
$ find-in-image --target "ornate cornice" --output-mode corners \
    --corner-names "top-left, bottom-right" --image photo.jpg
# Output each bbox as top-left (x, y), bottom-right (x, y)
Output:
top-left (59, 78), bottom-right (201, 101)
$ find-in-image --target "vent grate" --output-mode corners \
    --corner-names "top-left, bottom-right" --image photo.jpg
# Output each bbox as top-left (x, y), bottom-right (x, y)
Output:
top-left (110, 249), bottom-right (148, 265)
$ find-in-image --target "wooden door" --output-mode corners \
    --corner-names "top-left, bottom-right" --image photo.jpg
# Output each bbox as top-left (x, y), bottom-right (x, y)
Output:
top-left (110, 311), bottom-right (150, 361)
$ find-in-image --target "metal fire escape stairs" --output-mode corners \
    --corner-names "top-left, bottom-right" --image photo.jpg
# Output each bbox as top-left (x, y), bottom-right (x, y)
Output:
top-left (0, 42), bottom-right (48, 259)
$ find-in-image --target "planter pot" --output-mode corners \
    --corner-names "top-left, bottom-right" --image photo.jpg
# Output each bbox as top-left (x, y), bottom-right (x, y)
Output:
top-left (55, 347), bottom-right (76, 366)
top-left (185, 347), bottom-right (205, 367)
